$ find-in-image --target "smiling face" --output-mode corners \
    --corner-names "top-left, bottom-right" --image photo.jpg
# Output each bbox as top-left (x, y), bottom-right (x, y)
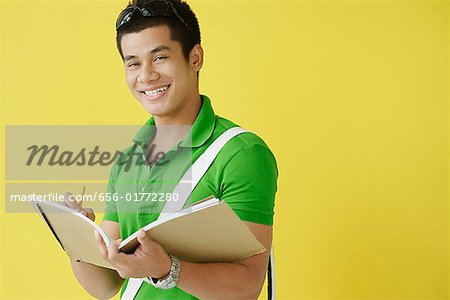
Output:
top-left (120, 25), bottom-right (203, 124)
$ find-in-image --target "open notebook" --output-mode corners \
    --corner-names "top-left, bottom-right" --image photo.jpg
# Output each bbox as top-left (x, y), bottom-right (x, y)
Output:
top-left (31, 196), bottom-right (266, 270)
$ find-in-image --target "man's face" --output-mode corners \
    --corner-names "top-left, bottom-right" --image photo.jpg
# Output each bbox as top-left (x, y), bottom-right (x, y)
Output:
top-left (120, 25), bottom-right (199, 119)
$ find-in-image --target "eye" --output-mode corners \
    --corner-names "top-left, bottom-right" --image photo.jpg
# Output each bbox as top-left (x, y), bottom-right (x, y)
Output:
top-left (154, 56), bottom-right (167, 62)
top-left (126, 62), bottom-right (139, 68)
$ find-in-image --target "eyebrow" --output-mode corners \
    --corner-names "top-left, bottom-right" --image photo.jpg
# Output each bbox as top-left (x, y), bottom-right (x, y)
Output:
top-left (123, 45), bottom-right (171, 62)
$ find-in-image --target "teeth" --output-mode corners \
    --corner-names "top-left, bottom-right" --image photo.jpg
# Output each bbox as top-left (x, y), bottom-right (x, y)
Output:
top-left (144, 85), bottom-right (169, 96)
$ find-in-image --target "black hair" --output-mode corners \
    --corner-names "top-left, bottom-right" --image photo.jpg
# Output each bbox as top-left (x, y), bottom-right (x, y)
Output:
top-left (116, 0), bottom-right (201, 71)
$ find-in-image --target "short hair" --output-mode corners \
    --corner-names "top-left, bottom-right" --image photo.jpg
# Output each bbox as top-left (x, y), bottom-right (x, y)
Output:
top-left (116, 0), bottom-right (201, 66)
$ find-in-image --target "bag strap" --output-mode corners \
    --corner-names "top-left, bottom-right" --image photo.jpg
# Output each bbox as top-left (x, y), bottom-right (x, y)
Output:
top-left (268, 245), bottom-right (276, 300)
top-left (121, 127), bottom-right (249, 300)
top-left (159, 126), bottom-right (250, 217)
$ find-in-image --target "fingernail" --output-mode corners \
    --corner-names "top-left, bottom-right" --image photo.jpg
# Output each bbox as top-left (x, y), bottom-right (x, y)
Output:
top-left (139, 229), bottom-right (146, 237)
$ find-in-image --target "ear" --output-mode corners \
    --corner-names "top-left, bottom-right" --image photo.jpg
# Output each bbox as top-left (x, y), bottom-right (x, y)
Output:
top-left (189, 44), bottom-right (204, 72)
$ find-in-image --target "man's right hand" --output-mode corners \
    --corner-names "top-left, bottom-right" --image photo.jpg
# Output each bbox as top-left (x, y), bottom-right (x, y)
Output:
top-left (61, 192), bottom-right (96, 221)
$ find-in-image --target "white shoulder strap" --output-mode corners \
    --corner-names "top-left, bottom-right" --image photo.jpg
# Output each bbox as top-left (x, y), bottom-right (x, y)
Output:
top-left (269, 245), bottom-right (276, 299)
top-left (160, 126), bottom-right (250, 217)
top-left (121, 127), bottom-right (249, 300)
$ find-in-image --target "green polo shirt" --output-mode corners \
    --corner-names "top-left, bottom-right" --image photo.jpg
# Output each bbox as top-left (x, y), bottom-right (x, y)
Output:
top-left (103, 94), bottom-right (278, 299)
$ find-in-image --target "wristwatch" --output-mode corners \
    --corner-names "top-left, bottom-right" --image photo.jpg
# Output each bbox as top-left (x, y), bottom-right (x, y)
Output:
top-left (147, 255), bottom-right (181, 290)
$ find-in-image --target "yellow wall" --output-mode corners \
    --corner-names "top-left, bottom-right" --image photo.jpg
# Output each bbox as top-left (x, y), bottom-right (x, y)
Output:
top-left (0, 0), bottom-right (448, 299)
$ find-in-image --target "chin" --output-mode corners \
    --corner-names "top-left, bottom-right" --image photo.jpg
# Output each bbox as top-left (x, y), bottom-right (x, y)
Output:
top-left (139, 99), bottom-right (164, 113)
top-left (143, 105), bottom-right (169, 117)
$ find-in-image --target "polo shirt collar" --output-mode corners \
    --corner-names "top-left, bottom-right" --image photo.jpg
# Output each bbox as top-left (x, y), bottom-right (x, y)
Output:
top-left (133, 114), bottom-right (156, 148)
top-left (133, 94), bottom-right (216, 149)
top-left (180, 94), bottom-right (216, 148)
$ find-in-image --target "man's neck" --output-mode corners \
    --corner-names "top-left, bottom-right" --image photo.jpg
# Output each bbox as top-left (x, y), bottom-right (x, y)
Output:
top-left (150, 94), bottom-right (202, 151)
top-left (154, 94), bottom-right (202, 126)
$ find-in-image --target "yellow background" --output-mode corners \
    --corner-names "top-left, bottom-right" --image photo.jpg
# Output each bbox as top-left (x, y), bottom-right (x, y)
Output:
top-left (0, 0), bottom-right (448, 299)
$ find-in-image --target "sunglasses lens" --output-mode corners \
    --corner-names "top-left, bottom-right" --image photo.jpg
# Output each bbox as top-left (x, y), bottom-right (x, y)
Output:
top-left (141, 1), bottom-right (172, 16)
top-left (116, 9), bottom-right (134, 29)
top-left (116, 0), bottom-right (189, 30)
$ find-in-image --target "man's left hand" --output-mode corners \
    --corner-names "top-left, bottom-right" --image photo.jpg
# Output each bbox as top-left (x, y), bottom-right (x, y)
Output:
top-left (95, 229), bottom-right (172, 280)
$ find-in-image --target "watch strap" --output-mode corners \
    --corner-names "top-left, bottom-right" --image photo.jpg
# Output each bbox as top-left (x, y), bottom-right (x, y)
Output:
top-left (148, 255), bottom-right (180, 290)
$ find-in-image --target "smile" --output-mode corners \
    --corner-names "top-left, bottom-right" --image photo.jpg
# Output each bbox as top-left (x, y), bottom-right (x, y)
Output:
top-left (141, 84), bottom-right (171, 100)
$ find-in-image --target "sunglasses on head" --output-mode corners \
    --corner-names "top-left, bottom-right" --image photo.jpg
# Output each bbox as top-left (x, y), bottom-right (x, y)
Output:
top-left (116, 0), bottom-right (189, 31)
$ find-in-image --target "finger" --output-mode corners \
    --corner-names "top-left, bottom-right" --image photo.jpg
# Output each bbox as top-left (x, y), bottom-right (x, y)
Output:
top-left (94, 231), bottom-right (108, 260)
top-left (78, 186), bottom-right (85, 209)
top-left (59, 192), bottom-right (71, 207)
top-left (77, 198), bottom-right (83, 210)
top-left (117, 271), bottom-right (127, 279)
top-left (109, 238), bottom-right (130, 265)
top-left (63, 192), bottom-right (80, 211)
top-left (115, 238), bottom-right (123, 251)
top-left (83, 208), bottom-right (96, 222)
top-left (63, 192), bottom-right (73, 202)
top-left (108, 238), bottom-right (120, 257)
top-left (137, 229), bottom-right (152, 249)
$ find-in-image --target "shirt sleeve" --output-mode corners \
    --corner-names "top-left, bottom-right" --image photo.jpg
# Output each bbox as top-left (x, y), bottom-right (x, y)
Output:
top-left (103, 162), bottom-right (119, 223)
top-left (220, 143), bottom-right (278, 226)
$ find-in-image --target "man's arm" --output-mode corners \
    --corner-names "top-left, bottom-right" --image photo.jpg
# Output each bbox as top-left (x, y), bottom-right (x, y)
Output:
top-left (177, 221), bottom-right (272, 300)
top-left (70, 220), bottom-right (124, 300)
top-left (171, 141), bottom-right (278, 299)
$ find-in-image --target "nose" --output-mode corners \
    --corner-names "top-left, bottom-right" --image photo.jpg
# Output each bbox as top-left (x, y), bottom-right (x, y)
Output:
top-left (137, 62), bottom-right (160, 83)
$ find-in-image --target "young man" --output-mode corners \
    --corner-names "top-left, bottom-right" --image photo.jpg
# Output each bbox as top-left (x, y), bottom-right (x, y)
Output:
top-left (68, 0), bottom-right (278, 299)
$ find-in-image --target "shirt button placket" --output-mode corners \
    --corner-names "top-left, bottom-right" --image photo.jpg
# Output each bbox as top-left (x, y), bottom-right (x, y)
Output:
top-left (138, 164), bottom-right (152, 215)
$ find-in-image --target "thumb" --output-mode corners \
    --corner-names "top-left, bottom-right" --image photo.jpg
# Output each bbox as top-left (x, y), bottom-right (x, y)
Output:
top-left (83, 208), bottom-right (96, 221)
top-left (137, 229), bottom-right (151, 247)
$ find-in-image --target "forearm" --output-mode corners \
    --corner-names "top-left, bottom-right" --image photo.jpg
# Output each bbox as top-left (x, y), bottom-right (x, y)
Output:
top-left (70, 259), bottom-right (123, 300)
top-left (177, 260), bottom-right (264, 300)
